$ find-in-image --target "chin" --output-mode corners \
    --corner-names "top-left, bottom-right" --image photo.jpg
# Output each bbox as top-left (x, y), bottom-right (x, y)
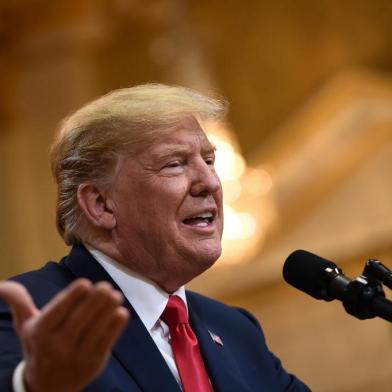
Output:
top-left (195, 245), bottom-right (222, 268)
top-left (167, 248), bottom-right (221, 290)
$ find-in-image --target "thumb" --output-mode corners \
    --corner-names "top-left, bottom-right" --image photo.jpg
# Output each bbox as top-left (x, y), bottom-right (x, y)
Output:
top-left (0, 281), bottom-right (39, 331)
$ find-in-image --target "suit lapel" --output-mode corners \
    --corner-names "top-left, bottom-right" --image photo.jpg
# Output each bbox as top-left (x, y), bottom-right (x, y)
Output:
top-left (63, 245), bottom-right (252, 392)
top-left (188, 296), bottom-right (253, 392)
top-left (63, 245), bottom-right (181, 392)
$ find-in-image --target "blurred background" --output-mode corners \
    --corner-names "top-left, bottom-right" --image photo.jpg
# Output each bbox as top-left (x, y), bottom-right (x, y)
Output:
top-left (1, 1), bottom-right (392, 390)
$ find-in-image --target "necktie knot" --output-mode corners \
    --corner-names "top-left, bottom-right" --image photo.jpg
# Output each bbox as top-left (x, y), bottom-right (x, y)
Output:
top-left (161, 295), bottom-right (188, 327)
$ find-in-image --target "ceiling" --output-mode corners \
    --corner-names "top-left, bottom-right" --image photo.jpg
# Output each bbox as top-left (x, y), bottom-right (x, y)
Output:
top-left (1, 0), bottom-right (392, 157)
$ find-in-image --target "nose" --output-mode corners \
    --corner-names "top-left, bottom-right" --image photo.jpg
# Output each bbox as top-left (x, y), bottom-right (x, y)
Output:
top-left (190, 160), bottom-right (221, 197)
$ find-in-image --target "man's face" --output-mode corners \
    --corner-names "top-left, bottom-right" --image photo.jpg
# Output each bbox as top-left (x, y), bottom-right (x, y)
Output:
top-left (109, 117), bottom-right (223, 291)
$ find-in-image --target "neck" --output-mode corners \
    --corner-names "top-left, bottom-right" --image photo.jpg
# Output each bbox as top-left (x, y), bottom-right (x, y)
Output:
top-left (83, 239), bottom-right (185, 293)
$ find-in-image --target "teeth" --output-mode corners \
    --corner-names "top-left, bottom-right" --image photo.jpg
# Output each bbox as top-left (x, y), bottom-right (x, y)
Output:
top-left (195, 222), bottom-right (208, 227)
top-left (189, 212), bottom-right (213, 219)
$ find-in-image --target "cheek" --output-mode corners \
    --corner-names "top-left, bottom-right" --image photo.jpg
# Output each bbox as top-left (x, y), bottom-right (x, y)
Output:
top-left (152, 182), bottom-right (188, 210)
top-left (143, 189), bottom-right (186, 229)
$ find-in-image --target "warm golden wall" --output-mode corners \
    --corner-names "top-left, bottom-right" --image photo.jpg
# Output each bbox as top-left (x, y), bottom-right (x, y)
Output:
top-left (1, 0), bottom-right (392, 272)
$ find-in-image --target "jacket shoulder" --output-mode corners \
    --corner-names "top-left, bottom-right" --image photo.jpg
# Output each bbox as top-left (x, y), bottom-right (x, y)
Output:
top-left (3, 260), bottom-right (74, 309)
top-left (186, 290), bottom-right (263, 333)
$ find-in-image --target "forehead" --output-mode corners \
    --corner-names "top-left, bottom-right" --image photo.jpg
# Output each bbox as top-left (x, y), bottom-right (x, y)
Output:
top-left (147, 120), bottom-right (215, 157)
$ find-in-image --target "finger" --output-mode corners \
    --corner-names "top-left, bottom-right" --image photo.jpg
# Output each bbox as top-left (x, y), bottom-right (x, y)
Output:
top-left (37, 279), bottom-right (93, 331)
top-left (80, 305), bottom-right (129, 354)
top-left (60, 281), bottom-right (124, 344)
top-left (0, 281), bottom-right (38, 330)
top-left (97, 307), bottom-right (129, 352)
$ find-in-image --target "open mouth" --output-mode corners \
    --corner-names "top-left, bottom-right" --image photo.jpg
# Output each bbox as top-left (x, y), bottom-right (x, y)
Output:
top-left (182, 211), bottom-right (215, 228)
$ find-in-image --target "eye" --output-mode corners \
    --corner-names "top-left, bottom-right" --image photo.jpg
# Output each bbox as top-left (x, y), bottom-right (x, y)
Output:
top-left (166, 161), bottom-right (181, 168)
top-left (204, 156), bottom-right (215, 166)
top-left (162, 160), bottom-right (184, 172)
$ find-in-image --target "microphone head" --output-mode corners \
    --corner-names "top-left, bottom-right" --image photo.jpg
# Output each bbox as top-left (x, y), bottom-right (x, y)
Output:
top-left (283, 250), bottom-right (337, 300)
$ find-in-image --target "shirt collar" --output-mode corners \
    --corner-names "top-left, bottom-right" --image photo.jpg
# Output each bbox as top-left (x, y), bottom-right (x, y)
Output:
top-left (85, 245), bottom-right (187, 331)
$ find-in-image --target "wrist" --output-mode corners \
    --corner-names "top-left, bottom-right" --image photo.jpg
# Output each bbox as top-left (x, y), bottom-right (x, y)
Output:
top-left (23, 365), bottom-right (82, 392)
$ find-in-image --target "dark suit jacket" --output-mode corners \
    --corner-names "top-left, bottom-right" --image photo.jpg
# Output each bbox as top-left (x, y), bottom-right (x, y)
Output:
top-left (0, 244), bottom-right (311, 391)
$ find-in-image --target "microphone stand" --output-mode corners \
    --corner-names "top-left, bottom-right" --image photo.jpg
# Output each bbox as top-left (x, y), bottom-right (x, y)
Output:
top-left (338, 259), bottom-right (392, 322)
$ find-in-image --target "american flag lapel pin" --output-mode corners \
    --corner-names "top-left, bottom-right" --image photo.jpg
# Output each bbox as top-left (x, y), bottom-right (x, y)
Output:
top-left (208, 330), bottom-right (224, 347)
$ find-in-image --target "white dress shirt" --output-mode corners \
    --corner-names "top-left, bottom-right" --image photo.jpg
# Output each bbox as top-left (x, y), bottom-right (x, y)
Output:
top-left (88, 246), bottom-right (186, 386)
top-left (13, 246), bottom-right (186, 391)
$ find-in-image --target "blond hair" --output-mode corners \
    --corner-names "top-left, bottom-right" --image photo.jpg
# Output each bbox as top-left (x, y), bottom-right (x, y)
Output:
top-left (50, 83), bottom-right (227, 245)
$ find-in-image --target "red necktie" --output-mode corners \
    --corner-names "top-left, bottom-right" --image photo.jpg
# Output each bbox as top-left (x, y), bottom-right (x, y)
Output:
top-left (161, 295), bottom-right (214, 392)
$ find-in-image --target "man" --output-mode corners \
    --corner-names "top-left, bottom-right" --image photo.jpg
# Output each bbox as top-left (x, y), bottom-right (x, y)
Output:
top-left (0, 84), bottom-right (311, 391)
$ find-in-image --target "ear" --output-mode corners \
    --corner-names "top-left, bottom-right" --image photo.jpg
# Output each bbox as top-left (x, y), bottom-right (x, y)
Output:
top-left (77, 183), bottom-right (116, 230)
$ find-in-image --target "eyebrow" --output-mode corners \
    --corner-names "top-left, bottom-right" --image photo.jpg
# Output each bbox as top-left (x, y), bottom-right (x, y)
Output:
top-left (152, 143), bottom-right (216, 162)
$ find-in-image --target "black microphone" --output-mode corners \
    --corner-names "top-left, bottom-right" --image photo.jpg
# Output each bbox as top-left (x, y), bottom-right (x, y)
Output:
top-left (283, 250), bottom-right (392, 322)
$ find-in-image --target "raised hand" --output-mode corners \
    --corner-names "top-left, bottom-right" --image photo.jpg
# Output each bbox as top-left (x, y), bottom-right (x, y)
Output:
top-left (0, 279), bottom-right (129, 392)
